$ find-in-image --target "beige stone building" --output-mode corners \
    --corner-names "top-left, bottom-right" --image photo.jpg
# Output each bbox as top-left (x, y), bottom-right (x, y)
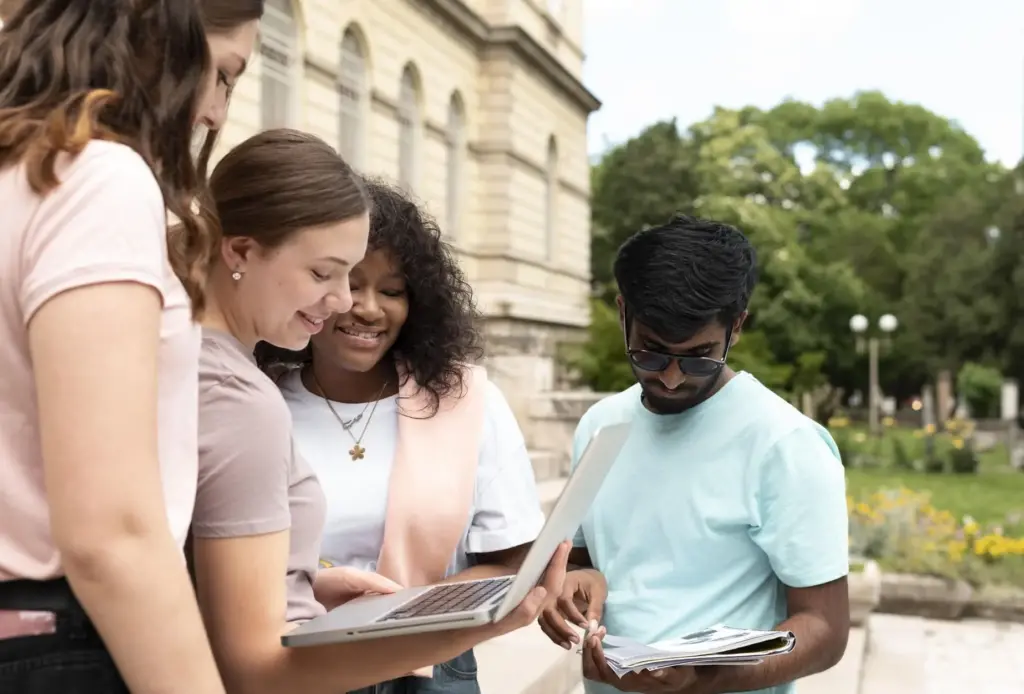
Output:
top-left (215, 0), bottom-right (600, 420)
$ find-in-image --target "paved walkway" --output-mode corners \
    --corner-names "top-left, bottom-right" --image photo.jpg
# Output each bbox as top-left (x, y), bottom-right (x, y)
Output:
top-left (511, 614), bottom-right (1024, 694)
top-left (860, 614), bottom-right (1024, 693)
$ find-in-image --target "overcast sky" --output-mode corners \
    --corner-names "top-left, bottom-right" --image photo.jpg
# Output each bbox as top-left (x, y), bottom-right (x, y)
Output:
top-left (582, 0), bottom-right (1024, 166)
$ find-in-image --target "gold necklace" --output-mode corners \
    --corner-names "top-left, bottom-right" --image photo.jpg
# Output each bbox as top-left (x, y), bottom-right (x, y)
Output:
top-left (311, 370), bottom-right (390, 461)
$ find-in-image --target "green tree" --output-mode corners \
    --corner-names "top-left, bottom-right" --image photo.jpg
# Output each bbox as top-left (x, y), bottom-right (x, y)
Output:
top-left (987, 192), bottom-right (1024, 389)
top-left (574, 92), bottom-right (1013, 404)
top-left (956, 362), bottom-right (1003, 419)
top-left (590, 120), bottom-right (700, 300)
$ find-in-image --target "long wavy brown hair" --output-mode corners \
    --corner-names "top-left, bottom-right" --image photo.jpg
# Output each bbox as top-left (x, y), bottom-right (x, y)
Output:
top-left (0, 0), bottom-right (211, 315)
top-left (193, 0), bottom-right (264, 181)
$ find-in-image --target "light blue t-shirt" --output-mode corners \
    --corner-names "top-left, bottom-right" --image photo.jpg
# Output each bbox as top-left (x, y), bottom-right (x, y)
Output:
top-left (572, 373), bottom-right (848, 694)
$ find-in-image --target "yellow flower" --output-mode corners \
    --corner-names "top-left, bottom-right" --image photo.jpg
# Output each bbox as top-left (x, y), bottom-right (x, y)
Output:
top-left (925, 424), bottom-right (937, 434)
top-left (952, 437), bottom-right (964, 450)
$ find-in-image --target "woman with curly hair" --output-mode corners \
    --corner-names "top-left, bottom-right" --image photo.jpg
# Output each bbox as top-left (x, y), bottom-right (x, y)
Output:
top-left (257, 179), bottom-right (545, 694)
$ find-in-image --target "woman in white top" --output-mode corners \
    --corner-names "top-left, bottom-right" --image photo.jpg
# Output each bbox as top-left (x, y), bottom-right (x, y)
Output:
top-left (0, 2), bottom-right (260, 693)
top-left (257, 179), bottom-right (546, 694)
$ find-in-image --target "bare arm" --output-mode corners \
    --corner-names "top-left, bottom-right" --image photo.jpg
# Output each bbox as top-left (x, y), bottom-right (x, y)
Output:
top-left (194, 533), bottom-right (566, 694)
top-left (31, 283), bottom-right (224, 694)
top-left (700, 578), bottom-right (850, 693)
top-left (443, 544), bottom-right (532, 582)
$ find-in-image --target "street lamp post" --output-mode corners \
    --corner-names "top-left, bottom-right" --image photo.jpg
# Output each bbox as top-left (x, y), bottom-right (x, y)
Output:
top-left (850, 313), bottom-right (898, 436)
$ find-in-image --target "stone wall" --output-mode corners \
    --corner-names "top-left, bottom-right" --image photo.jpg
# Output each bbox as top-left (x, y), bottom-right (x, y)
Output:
top-left (482, 317), bottom-right (588, 431)
top-left (213, 0), bottom-right (599, 423)
top-left (523, 390), bottom-right (607, 477)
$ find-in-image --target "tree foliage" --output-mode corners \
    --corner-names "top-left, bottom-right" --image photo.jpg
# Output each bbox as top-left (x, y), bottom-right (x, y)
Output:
top-left (578, 91), bottom-right (1022, 403)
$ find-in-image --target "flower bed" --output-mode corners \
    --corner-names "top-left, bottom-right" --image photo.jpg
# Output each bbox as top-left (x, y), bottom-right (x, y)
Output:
top-left (848, 487), bottom-right (1024, 589)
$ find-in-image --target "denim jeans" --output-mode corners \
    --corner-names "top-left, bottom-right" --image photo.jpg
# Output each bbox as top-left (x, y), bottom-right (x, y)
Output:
top-left (348, 648), bottom-right (481, 694)
top-left (0, 579), bottom-right (129, 694)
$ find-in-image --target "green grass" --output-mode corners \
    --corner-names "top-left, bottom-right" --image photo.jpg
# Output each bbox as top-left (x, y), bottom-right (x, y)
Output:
top-left (845, 467), bottom-right (1024, 533)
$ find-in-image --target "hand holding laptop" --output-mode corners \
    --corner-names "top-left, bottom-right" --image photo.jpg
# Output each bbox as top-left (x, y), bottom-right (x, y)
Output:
top-left (482, 540), bottom-right (570, 638)
top-left (313, 566), bottom-right (404, 611)
top-left (282, 423), bottom-right (630, 647)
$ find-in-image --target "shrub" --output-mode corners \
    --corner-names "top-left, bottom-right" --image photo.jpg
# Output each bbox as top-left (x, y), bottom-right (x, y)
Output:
top-left (923, 450), bottom-right (947, 474)
top-left (891, 434), bottom-right (914, 470)
top-left (956, 362), bottom-right (1003, 419)
top-left (948, 440), bottom-right (980, 474)
top-left (847, 488), bottom-right (1024, 587)
top-left (562, 299), bottom-right (635, 392)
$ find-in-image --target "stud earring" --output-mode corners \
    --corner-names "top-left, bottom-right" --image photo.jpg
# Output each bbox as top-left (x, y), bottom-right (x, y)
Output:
top-left (231, 270), bottom-right (242, 281)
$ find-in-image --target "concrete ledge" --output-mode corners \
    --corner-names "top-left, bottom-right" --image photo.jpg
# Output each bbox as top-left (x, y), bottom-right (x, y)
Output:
top-left (878, 573), bottom-right (972, 620)
top-left (796, 626), bottom-right (867, 694)
top-left (848, 561), bottom-right (881, 627)
top-left (965, 584), bottom-right (1024, 623)
top-left (476, 624), bottom-right (582, 694)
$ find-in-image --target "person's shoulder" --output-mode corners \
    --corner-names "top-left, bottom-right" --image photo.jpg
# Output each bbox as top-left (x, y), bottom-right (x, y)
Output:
top-left (730, 375), bottom-right (840, 461)
top-left (480, 375), bottom-right (511, 411)
top-left (200, 338), bottom-right (290, 421)
top-left (722, 373), bottom-right (837, 455)
top-left (729, 374), bottom-right (809, 428)
top-left (577, 384), bottom-right (642, 435)
top-left (60, 140), bottom-right (159, 193)
top-left (32, 140), bottom-right (163, 233)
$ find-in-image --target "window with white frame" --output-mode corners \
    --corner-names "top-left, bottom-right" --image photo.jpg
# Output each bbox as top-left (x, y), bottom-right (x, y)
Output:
top-left (338, 28), bottom-right (366, 167)
top-left (445, 93), bottom-right (465, 239)
top-left (260, 0), bottom-right (297, 129)
top-left (545, 136), bottom-right (558, 260)
top-left (397, 64), bottom-right (420, 192)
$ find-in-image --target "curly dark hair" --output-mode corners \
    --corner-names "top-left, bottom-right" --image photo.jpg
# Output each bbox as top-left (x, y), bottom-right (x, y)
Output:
top-left (256, 177), bottom-right (483, 416)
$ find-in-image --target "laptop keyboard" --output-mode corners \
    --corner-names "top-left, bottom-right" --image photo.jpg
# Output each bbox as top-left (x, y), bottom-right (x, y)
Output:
top-left (377, 577), bottom-right (515, 622)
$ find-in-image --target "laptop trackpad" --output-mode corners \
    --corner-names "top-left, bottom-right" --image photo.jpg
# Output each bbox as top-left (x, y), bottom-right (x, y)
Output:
top-left (324, 587), bottom-right (429, 629)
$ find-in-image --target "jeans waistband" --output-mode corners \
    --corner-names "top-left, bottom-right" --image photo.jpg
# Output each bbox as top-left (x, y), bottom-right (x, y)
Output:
top-left (0, 578), bottom-right (77, 612)
top-left (0, 578), bottom-right (94, 642)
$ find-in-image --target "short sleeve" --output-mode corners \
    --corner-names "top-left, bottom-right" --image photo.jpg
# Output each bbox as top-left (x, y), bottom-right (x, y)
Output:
top-left (19, 142), bottom-right (167, 323)
top-left (749, 424), bottom-right (849, 588)
top-left (569, 414), bottom-right (596, 549)
top-left (192, 376), bottom-right (293, 538)
top-left (466, 382), bottom-right (546, 554)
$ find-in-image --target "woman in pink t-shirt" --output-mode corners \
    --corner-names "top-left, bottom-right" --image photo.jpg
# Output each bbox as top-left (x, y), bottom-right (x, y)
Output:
top-left (0, 2), bottom-right (261, 693)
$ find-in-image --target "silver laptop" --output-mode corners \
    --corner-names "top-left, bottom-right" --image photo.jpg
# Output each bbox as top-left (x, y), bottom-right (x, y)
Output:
top-left (282, 421), bottom-right (631, 647)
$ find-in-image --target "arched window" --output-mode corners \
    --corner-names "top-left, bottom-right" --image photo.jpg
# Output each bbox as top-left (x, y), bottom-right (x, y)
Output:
top-left (260, 0), bottom-right (298, 129)
top-left (338, 28), bottom-right (367, 167)
top-left (397, 63), bottom-right (421, 192)
top-left (445, 92), bottom-right (466, 238)
top-left (545, 136), bottom-right (558, 260)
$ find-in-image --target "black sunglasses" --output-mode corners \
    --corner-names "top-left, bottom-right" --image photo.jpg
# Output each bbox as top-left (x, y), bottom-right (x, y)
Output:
top-left (623, 309), bottom-right (733, 377)
top-left (626, 349), bottom-right (728, 377)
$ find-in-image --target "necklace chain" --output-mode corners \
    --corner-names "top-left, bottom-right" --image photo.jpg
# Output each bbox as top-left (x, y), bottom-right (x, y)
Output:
top-left (310, 369), bottom-right (389, 461)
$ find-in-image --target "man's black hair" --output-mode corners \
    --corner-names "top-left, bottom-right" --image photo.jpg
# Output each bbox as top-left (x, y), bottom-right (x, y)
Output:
top-left (613, 214), bottom-right (758, 343)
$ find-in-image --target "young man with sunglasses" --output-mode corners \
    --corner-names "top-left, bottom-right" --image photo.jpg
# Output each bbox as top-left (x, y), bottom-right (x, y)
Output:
top-left (538, 216), bottom-right (851, 694)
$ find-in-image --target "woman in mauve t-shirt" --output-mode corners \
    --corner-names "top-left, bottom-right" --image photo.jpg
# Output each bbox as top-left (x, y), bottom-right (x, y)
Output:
top-left (189, 128), bottom-right (568, 694)
top-left (0, 2), bottom-right (260, 693)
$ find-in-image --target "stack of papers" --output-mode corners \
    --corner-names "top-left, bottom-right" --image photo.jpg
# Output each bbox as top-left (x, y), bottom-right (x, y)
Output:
top-left (593, 625), bottom-right (795, 677)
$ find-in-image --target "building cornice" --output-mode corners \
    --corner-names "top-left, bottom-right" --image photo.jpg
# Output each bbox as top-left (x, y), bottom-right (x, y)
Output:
top-left (414, 0), bottom-right (601, 114)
